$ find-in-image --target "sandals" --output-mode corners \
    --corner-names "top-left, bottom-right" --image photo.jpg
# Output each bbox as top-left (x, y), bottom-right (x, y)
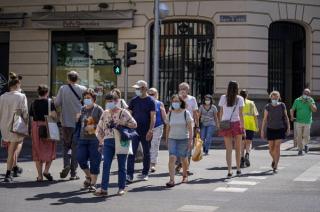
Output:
top-left (166, 181), bottom-right (175, 188)
top-left (94, 189), bottom-right (108, 197)
top-left (182, 176), bottom-right (188, 183)
top-left (43, 173), bottom-right (53, 181)
top-left (88, 185), bottom-right (97, 192)
top-left (83, 176), bottom-right (91, 188)
top-left (36, 177), bottom-right (43, 182)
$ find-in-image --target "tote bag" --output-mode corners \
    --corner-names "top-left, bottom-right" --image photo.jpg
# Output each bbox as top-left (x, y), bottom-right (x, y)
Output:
top-left (114, 128), bottom-right (133, 155)
top-left (45, 99), bottom-right (60, 141)
top-left (11, 110), bottom-right (28, 137)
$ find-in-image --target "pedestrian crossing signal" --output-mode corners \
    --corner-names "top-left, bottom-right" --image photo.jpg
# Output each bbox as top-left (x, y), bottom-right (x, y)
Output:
top-left (113, 58), bottom-right (122, 75)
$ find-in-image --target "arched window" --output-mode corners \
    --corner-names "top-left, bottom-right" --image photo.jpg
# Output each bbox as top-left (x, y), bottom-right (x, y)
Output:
top-left (150, 20), bottom-right (214, 105)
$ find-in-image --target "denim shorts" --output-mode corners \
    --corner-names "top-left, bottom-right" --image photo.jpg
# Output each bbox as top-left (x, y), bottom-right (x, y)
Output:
top-left (168, 138), bottom-right (189, 158)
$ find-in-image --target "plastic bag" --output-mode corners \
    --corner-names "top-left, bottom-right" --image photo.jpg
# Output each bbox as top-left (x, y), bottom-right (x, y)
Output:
top-left (192, 133), bottom-right (203, 162)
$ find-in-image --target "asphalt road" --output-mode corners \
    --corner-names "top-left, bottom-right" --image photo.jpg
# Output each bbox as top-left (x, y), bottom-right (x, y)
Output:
top-left (0, 140), bottom-right (320, 212)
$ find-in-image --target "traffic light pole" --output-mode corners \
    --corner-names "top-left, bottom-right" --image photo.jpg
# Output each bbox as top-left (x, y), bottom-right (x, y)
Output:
top-left (153, 0), bottom-right (160, 89)
top-left (124, 63), bottom-right (129, 103)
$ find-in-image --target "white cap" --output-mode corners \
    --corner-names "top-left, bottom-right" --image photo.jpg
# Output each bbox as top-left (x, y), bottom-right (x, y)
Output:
top-left (132, 80), bottom-right (148, 89)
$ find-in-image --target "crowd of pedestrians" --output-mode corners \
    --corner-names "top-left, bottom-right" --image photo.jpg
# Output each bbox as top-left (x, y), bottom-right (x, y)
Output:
top-left (0, 71), bottom-right (318, 196)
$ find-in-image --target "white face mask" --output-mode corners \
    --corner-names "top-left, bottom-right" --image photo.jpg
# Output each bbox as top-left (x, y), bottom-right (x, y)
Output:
top-left (271, 99), bottom-right (279, 105)
top-left (135, 89), bottom-right (142, 97)
top-left (205, 100), bottom-right (211, 105)
top-left (105, 102), bottom-right (116, 110)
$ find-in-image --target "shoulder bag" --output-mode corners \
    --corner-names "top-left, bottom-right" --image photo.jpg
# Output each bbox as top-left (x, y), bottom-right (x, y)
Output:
top-left (220, 99), bottom-right (238, 130)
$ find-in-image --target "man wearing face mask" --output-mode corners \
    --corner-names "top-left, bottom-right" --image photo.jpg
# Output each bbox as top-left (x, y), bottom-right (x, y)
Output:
top-left (290, 89), bottom-right (317, 155)
top-left (126, 80), bottom-right (156, 182)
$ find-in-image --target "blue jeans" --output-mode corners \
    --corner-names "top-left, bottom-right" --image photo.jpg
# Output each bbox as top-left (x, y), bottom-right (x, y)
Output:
top-left (101, 139), bottom-right (127, 191)
top-left (200, 125), bottom-right (215, 153)
top-left (127, 130), bottom-right (151, 178)
top-left (77, 139), bottom-right (101, 175)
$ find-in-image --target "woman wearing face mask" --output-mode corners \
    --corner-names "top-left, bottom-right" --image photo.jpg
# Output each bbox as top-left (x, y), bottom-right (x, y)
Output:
top-left (199, 95), bottom-right (219, 155)
top-left (76, 88), bottom-right (104, 191)
top-left (95, 94), bottom-right (137, 197)
top-left (165, 94), bottom-right (193, 187)
top-left (261, 91), bottom-right (290, 173)
top-left (0, 73), bottom-right (28, 182)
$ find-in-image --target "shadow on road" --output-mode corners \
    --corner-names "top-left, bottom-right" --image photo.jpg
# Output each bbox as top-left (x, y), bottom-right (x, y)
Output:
top-left (25, 189), bottom-right (118, 205)
top-left (0, 179), bottom-right (65, 188)
top-left (206, 166), bottom-right (237, 171)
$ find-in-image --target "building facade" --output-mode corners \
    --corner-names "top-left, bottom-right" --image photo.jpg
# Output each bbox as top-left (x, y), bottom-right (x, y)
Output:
top-left (0, 0), bottom-right (319, 132)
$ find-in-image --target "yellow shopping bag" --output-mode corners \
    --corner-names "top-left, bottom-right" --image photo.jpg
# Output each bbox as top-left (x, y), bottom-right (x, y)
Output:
top-left (192, 133), bottom-right (203, 162)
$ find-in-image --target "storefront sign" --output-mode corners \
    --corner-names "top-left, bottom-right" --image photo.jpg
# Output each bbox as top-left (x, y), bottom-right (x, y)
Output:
top-left (32, 10), bottom-right (134, 29)
top-left (0, 13), bottom-right (25, 28)
top-left (220, 15), bottom-right (247, 23)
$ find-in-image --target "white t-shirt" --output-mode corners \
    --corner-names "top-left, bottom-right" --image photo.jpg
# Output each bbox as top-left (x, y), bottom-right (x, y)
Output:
top-left (183, 95), bottom-right (198, 115)
top-left (218, 95), bottom-right (244, 122)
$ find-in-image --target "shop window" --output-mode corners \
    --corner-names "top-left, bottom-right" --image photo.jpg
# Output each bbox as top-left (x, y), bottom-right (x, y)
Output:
top-left (51, 30), bottom-right (118, 106)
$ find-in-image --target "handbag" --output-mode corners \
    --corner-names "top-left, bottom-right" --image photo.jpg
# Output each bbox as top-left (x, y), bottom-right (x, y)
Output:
top-left (45, 98), bottom-right (60, 141)
top-left (220, 99), bottom-right (238, 130)
top-left (11, 110), bottom-right (29, 137)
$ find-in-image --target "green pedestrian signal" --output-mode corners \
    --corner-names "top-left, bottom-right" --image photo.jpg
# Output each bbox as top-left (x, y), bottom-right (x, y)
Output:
top-left (113, 58), bottom-right (122, 75)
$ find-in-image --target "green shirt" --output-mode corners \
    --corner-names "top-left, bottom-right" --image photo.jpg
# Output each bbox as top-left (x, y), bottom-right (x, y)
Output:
top-left (291, 97), bottom-right (315, 124)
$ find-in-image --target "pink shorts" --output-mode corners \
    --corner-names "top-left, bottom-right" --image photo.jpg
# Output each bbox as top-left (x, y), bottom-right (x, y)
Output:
top-left (219, 121), bottom-right (244, 137)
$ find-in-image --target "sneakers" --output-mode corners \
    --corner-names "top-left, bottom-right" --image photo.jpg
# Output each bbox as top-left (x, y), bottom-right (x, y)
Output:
top-left (60, 166), bottom-right (71, 179)
top-left (298, 150), bottom-right (303, 156)
top-left (240, 157), bottom-right (245, 168)
top-left (126, 175), bottom-right (133, 183)
top-left (137, 174), bottom-right (149, 181)
top-left (12, 166), bottom-right (23, 177)
top-left (70, 175), bottom-right (80, 181)
top-left (4, 171), bottom-right (13, 183)
top-left (304, 145), bottom-right (309, 154)
top-left (245, 153), bottom-right (251, 167)
top-left (150, 166), bottom-right (156, 173)
top-left (118, 190), bottom-right (126, 196)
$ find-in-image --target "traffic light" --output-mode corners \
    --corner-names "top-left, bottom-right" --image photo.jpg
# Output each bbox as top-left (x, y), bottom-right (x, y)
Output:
top-left (113, 58), bottom-right (122, 75)
top-left (124, 42), bottom-right (137, 67)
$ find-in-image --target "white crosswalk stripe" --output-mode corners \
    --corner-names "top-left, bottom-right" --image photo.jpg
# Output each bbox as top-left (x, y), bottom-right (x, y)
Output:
top-left (247, 176), bottom-right (267, 180)
top-left (294, 161), bottom-right (320, 182)
top-left (214, 187), bottom-right (248, 193)
top-left (227, 180), bottom-right (259, 186)
top-left (177, 205), bottom-right (218, 212)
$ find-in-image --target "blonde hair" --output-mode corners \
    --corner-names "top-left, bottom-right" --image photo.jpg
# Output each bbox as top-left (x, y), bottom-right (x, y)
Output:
top-left (148, 87), bottom-right (159, 99)
top-left (269, 90), bottom-right (281, 99)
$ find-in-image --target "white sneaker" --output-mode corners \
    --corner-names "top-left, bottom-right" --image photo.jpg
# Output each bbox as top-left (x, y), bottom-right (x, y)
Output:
top-left (118, 189), bottom-right (126, 196)
top-left (137, 174), bottom-right (149, 181)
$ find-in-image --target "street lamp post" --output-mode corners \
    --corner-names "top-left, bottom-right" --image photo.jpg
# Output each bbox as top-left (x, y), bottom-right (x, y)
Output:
top-left (153, 0), bottom-right (160, 90)
top-left (153, 1), bottom-right (169, 90)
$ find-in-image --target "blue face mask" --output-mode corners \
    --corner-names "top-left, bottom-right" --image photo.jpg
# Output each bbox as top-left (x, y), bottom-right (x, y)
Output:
top-left (135, 89), bottom-right (142, 97)
top-left (271, 99), bottom-right (278, 105)
top-left (83, 98), bottom-right (93, 106)
top-left (302, 94), bottom-right (308, 99)
top-left (105, 102), bottom-right (116, 110)
top-left (172, 102), bottom-right (181, 110)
